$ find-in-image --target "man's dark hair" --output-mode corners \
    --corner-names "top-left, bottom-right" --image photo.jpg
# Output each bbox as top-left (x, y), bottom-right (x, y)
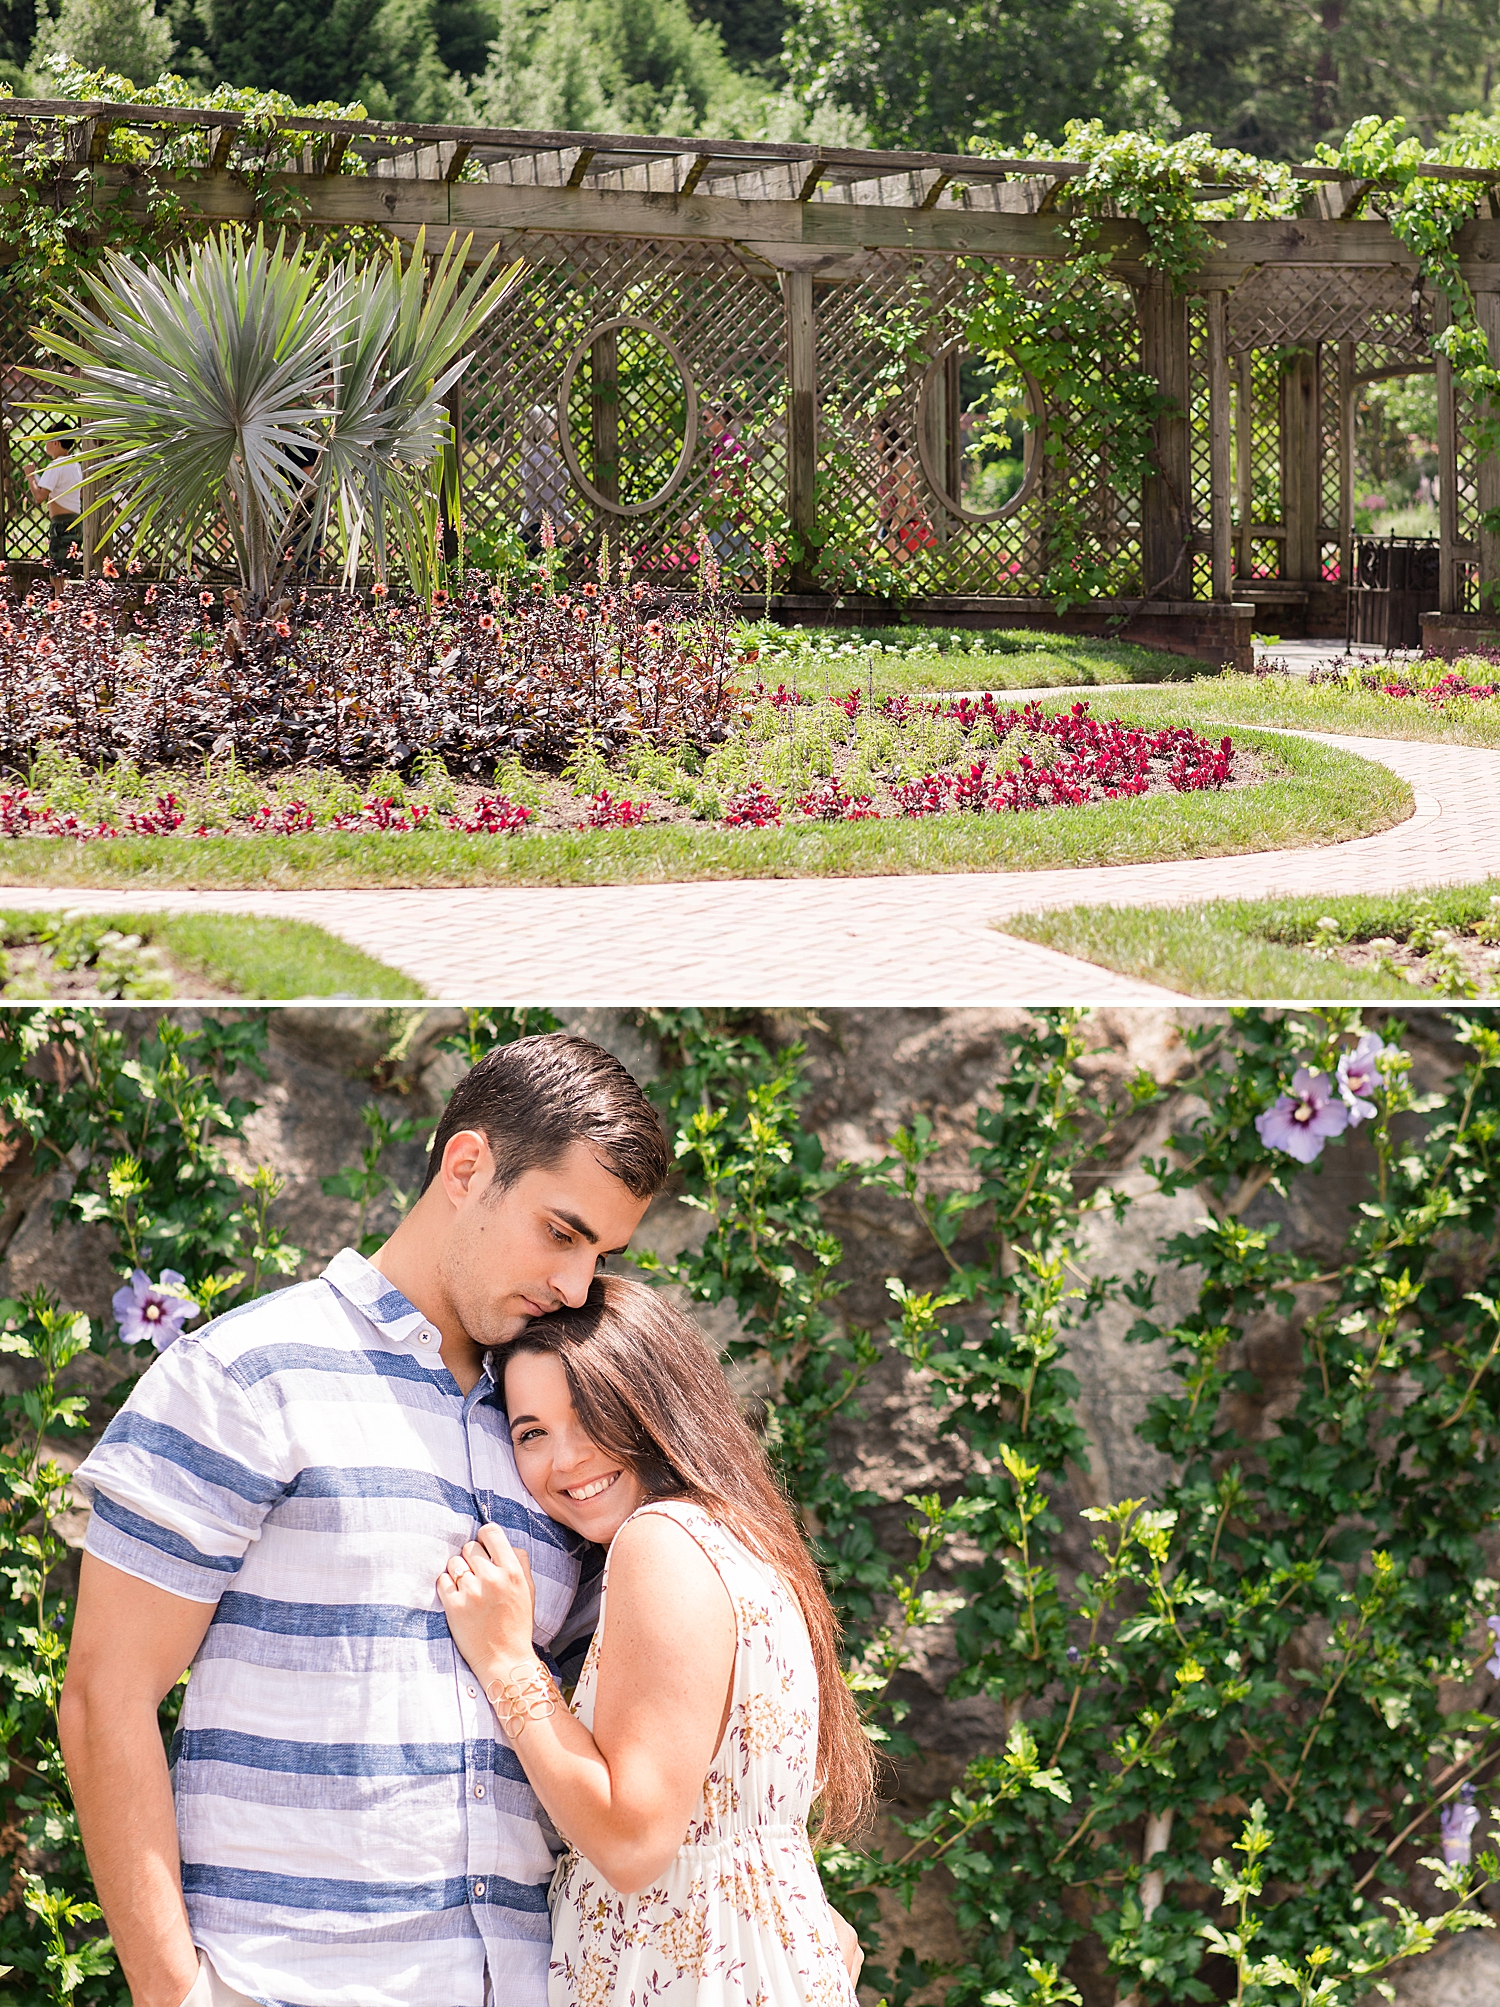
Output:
top-left (422, 1032), bottom-right (669, 1201)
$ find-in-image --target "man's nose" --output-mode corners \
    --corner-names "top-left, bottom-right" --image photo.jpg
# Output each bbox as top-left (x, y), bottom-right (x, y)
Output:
top-left (552, 1248), bottom-right (597, 1309)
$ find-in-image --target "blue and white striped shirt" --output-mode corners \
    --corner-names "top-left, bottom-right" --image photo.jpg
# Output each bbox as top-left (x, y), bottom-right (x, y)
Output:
top-left (74, 1248), bottom-right (590, 2007)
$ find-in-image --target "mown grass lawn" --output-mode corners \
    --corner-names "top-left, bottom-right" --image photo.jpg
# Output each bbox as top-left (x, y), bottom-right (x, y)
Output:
top-left (760, 626), bottom-right (1500, 746)
top-left (760, 628), bottom-right (1205, 698)
top-left (1000, 884), bottom-right (1500, 999)
top-left (1098, 675), bottom-right (1500, 749)
top-left (0, 730), bottom-right (1408, 889)
top-left (0, 908), bottom-right (424, 998)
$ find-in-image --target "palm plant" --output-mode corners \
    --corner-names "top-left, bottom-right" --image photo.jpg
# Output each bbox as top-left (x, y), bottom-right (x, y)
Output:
top-left (36, 226), bottom-right (523, 612)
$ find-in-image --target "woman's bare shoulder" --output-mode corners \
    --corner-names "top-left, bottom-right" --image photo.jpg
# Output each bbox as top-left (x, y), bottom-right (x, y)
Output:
top-left (605, 1508), bottom-right (733, 1624)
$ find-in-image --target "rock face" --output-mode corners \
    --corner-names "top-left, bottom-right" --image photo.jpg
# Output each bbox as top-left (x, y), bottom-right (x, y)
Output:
top-left (5, 1005), bottom-right (1493, 2007)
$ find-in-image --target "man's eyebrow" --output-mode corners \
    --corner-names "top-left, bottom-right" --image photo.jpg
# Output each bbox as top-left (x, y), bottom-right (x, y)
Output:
top-left (550, 1207), bottom-right (599, 1244)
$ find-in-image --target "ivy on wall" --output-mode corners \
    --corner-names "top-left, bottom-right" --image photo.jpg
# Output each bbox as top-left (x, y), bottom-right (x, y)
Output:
top-left (6, 1005), bottom-right (1500, 2007)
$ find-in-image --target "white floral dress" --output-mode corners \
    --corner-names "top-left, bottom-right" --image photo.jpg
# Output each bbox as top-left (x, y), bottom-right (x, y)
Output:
top-left (548, 1500), bottom-right (859, 2007)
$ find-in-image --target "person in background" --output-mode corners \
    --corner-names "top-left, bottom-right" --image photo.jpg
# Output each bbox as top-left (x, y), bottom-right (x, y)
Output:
top-left (873, 413), bottom-right (936, 563)
top-left (28, 422), bottom-right (84, 572)
top-left (701, 406), bottom-right (757, 579)
top-left (520, 405), bottom-right (575, 559)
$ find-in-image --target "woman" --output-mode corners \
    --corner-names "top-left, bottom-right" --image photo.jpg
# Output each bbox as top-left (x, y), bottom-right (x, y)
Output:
top-left (872, 415), bottom-right (936, 563)
top-left (435, 1274), bottom-right (873, 2005)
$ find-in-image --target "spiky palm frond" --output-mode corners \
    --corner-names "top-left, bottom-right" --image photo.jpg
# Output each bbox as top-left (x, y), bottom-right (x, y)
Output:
top-left (35, 226), bottom-right (523, 608)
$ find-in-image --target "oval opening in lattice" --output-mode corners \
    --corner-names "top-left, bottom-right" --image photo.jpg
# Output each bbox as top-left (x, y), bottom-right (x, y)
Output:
top-left (917, 344), bottom-right (1043, 523)
top-left (558, 317), bottom-right (699, 518)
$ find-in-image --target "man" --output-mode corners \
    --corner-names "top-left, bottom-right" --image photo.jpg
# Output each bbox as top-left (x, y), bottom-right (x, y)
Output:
top-left (60, 1033), bottom-right (670, 2007)
top-left (26, 423), bottom-right (84, 572)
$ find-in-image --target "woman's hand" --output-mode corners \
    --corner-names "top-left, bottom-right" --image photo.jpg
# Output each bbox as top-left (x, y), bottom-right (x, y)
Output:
top-left (830, 1910), bottom-right (864, 1987)
top-left (435, 1523), bottom-right (537, 1686)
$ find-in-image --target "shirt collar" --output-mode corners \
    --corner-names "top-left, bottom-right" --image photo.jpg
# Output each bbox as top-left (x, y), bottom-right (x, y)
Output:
top-left (323, 1247), bottom-right (451, 1371)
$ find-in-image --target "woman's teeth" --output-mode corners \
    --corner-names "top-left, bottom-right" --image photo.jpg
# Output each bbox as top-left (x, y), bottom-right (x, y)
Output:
top-left (564, 1472), bottom-right (620, 1503)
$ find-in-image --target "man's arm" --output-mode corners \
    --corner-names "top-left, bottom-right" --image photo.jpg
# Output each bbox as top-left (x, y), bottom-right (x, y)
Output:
top-left (60, 1554), bottom-right (217, 2007)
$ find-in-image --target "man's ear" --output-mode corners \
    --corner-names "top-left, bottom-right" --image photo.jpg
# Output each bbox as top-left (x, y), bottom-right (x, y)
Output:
top-left (439, 1129), bottom-right (495, 1207)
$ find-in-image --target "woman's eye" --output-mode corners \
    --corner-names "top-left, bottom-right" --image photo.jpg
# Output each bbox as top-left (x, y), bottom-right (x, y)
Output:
top-left (515, 1427), bottom-right (544, 1445)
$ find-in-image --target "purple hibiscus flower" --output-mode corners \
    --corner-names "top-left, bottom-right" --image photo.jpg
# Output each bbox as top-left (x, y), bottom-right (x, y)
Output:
top-left (1337, 1032), bottom-right (1392, 1123)
top-left (1440, 1781), bottom-right (1481, 1866)
top-left (113, 1268), bottom-right (200, 1351)
top-left (1487, 1615), bottom-right (1500, 1679)
top-left (1254, 1068), bottom-right (1351, 1164)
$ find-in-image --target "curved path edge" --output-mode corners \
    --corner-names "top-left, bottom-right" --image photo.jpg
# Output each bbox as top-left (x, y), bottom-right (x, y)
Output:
top-left (0, 728), bottom-right (1493, 1007)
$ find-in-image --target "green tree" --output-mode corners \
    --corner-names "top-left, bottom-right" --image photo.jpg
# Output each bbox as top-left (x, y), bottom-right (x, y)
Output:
top-left (687, 0), bottom-right (788, 75)
top-left (463, 0), bottom-right (755, 134)
top-left (0, 0), bottom-right (36, 80)
top-left (784, 0), bottom-right (1177, 152)
top-left (29, 0), bottom-right (173, 83)
top-left (1161, 0), bottom-right (1497, 156)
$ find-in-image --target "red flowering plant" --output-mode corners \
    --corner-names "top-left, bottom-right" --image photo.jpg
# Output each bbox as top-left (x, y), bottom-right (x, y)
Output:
top-left (582, 791), bottom-right (649, 829)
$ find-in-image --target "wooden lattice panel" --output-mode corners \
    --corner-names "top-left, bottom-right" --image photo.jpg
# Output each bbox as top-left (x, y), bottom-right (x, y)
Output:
top-left (0, 286), bottom-right (58, 567)
top-left (811, 251), bottom-right (1142, 597)
top-left (456, 235), bottom-right (786, 582)
top-left (1228, 264), bottom-right (1431, 359)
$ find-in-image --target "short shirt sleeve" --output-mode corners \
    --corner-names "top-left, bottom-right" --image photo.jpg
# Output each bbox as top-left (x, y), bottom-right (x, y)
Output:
top-left (74, 1337), bottom-right (290, 1604)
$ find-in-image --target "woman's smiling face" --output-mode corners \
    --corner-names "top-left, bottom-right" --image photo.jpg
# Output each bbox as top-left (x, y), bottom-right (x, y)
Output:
top-left (504, 1348), bottom-right (649, 1545)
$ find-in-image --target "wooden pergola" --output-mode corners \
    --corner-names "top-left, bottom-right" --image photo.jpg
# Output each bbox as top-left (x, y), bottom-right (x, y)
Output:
top-left (4, 100), bottom-right (1499, 663)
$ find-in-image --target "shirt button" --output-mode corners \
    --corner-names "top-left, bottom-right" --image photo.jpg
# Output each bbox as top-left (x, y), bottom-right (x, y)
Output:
top-left (474, 1882), bottom-right (485, 1898)
top-left (474, 1783), bottom-right (485, 1798)
top-left (467, 1686), bottom-right (477, 1698)
top-left (416, 1329), bottom-right (433, 1345)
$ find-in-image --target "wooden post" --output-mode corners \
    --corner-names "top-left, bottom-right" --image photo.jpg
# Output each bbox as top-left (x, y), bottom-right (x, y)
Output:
top-left (1337, 339), bottom-right (1355, 589)
top-left (590, 325), bottom-right (620, 507)
top-left (440, 385), bottom-right (461, 565)
top-left (944, 348), bottom-right (962, 506)
top-left (1206, 290), bottom-right (1231, 600)
top-left (782, 269), bottom-right (817, 590)
top-left (1139, 278), bottom-right (1190, 597)
top-left (1281, 347), bottom-right (1319, 583)
top-left (1235, 351), bottom-right (1253, 580)
top-left (1435, 292), bottom-right (1460, 614)
top-left (80, 432), bottom-right (96, 583)
top-left (1475, 290), bottom-right (1500, 611)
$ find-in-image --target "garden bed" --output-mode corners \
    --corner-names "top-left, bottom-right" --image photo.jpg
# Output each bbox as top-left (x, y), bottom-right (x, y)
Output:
top-left (0, 580), bottom-right (1415, 886)
top-left (0, 731), bottom-right (1406, 889)
top-left (1108, 659), bottom-right (1500, 748)
top-left (1000, 884), bottom-right (1500, 998)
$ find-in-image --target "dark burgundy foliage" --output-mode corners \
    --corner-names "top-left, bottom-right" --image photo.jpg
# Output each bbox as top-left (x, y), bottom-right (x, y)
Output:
top-left (0, 578), bottom-right (749, 774)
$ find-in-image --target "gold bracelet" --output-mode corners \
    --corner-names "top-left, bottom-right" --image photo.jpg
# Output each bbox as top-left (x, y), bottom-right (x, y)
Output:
top-left (486, 1660), bottom-right (559, 1739)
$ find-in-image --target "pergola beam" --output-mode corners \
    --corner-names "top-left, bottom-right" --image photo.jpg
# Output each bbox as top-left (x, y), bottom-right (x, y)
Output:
top-left (80, 166), bottom-right (1500, 281)
top-left (9, 100), bottom-right (1500, 199)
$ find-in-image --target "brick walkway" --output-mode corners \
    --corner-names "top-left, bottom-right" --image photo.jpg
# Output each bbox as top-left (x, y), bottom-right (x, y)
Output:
top-left (4, 728), bottom-right (1496, 1005)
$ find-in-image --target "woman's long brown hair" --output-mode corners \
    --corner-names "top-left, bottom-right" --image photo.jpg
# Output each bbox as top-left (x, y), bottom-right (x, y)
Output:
top-left (493, 1274), bottom-right (877, 1844)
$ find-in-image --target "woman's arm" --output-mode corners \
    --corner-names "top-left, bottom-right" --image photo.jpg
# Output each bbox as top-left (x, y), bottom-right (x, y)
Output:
top-left (438, 1513), bottom-right (736, 1895)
